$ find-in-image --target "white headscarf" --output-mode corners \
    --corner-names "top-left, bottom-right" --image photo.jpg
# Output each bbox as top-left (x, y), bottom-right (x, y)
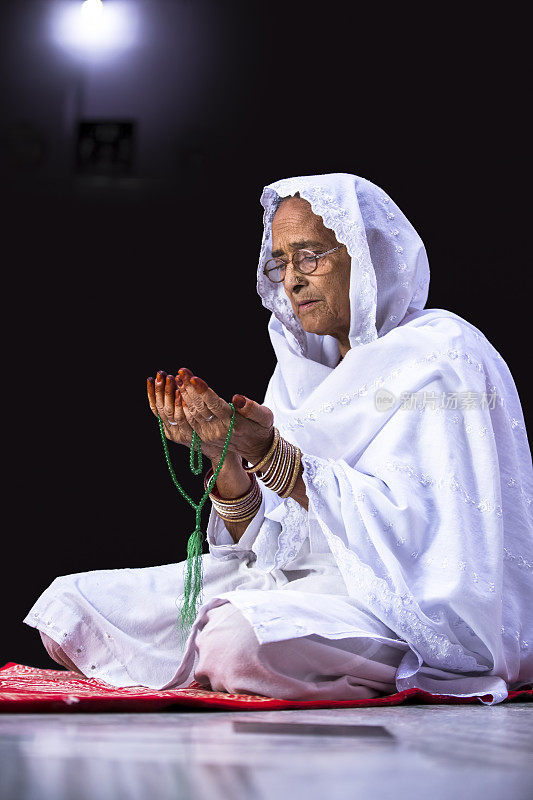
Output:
top-left (258, 173), bottom-right (533, 702)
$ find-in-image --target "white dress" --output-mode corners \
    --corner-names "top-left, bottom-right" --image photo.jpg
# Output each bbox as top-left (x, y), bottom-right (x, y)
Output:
top-left (23, 491), bottom-right (409, 692)
top-left (24, 173), bottom-right (533, 704)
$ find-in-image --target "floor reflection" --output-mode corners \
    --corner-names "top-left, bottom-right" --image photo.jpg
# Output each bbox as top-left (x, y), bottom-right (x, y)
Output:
top-left (1, 706), bottom-right (531, 800)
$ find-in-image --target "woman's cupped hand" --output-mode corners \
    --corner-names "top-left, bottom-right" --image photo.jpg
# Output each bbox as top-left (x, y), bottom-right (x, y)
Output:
top-left (147, 368), bottom-right (275, 466)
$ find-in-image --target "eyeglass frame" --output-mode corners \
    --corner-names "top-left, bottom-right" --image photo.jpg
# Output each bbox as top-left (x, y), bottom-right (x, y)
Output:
top-left (263, 244), bottom-right (345, 284)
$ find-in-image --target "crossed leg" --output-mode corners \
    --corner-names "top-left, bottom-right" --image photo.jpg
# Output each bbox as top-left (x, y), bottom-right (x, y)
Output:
top-left (38, 603), bottom-right (403, 697)
top-left (193, 602), bottom-right (401, 701)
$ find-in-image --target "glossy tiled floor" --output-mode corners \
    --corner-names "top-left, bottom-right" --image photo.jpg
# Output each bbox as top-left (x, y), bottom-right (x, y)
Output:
top-left (1, 704), bottom-right (532, 800)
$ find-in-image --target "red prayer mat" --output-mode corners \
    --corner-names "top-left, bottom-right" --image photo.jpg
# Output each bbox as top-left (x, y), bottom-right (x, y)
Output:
top-left (1, 663), bottom-right (532, 713)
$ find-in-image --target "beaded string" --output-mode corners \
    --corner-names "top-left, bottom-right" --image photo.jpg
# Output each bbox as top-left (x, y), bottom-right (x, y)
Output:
top-left (189, 430), bottom-right (203, 475)
top-left (157, 403), bottom-right (236, 642)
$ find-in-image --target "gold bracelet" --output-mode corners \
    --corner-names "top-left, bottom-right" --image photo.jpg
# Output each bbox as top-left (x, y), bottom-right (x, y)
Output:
top-left (268, 438), bottom-right (291, 493)
top-left (204, 468), bottom-right (262, 523)
top-left (280, 446), bottom-right (301, 498)
top-left (244, 428), bottom-right (280, 474)
top-left (260, 434), bottom-right (284, 488)
top-left (259, 434), bottom-right (302, 499)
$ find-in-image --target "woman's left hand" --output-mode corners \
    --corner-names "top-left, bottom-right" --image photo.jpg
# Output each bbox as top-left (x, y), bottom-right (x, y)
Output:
top-left (177, 368), bottom-right (275, 465)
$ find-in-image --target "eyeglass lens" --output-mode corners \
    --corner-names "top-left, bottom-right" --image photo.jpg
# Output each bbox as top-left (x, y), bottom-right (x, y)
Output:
top-left (265, 250), bottom-right (318, 283)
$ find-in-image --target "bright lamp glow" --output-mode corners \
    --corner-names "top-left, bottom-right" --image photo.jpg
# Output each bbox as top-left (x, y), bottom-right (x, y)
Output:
top-left (50, 1), bottom-right (138, 60)
top-left (79, 1), bottom-right (105, 45)
top-left (81, 0), bottom-right (104, 22)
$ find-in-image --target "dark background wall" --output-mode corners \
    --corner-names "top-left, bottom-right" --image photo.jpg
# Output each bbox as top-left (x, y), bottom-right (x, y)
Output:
top-left (1, 1), bottom-right (528, 668)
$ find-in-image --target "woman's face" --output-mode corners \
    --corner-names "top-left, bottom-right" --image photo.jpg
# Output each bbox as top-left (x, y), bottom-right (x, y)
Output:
top-left (271, 197), bottom-right (351, 353)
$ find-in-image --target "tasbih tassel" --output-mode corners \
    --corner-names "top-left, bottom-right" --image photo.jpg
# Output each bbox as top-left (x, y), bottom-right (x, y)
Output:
top-left (157, 404), bottom-right (236, 644)
top-left (179, 510), bottom-right (205, 638)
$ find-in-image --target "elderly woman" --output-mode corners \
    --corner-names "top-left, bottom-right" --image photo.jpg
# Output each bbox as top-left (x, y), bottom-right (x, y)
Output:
top-left (25, 173), bottom-right (532, 703)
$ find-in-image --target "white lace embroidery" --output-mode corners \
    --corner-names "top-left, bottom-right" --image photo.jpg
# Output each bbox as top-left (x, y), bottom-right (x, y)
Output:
top-left (330, 454), bottom-right (530, 580)
top-left (300, 453), bottom-right (331, 513)
top-left (281, 347), bottom-right (525, 440)
top-left (300, 452), bottom-right (501, 671)
top-left (503, 548), bottom-right (532, 571)
top-left (326, 529), bottom-right (481, 671)
top-left (382, 460), bottom-right (532, 522)
top-left (273, 498), bottom-right (309, 568)
top-left (382, 460), bottom-right (502, 516)
top-left (257, 185), bottom-right (378, 354)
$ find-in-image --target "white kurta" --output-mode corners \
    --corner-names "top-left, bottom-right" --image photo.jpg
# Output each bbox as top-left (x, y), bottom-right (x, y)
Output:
top-left (23, 491), bottom-right (408, 693)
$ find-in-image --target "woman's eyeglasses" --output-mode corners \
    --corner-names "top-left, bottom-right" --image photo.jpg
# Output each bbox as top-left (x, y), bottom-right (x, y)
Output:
top-left (263, 245), bottom-right (345, 284)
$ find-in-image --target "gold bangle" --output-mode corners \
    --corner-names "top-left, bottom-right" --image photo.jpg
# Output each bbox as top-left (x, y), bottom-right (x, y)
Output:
top-left (269, 438), bottom-right (291, 493)
top-left (208, 474), bottom-right (263, 522)
top-left (244, 428), bottom-right (279, 474)
top-left (280, 442), bottom-right (297, 495)
top-left (217, 508), bottom-right (260, 523)
top-left (272, 439), bottom-right (293, 494)
top-left (280, 446), bottom-right (301, 498)
top-left (258, 435), bottom-right (281, 482)
top-left (204, 469), bottom-right (255, 504)
top-left (260, 435), bottom-right (286, 490)
top-left (259, 435), bottom-right (301, 499)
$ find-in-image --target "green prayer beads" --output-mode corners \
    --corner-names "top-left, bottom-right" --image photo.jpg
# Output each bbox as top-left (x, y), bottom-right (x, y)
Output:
top-left (189, 430), bottom-right (203, 475)
top-left (157, 404), bottom-right (236, 642)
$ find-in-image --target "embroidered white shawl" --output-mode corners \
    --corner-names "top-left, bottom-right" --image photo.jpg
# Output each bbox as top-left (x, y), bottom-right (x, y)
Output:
top-left (257, 173), bottom-right (533, 701)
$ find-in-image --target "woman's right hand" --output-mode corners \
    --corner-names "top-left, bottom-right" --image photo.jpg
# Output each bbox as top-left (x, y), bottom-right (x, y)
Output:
top-left (147, 371), bottom-right (224, 461)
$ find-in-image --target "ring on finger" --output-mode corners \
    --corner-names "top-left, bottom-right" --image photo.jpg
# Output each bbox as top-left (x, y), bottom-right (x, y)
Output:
top-left (190, 405), bottom-right (215, 422)
top-left (167, 420), bottom-right (179, 426)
